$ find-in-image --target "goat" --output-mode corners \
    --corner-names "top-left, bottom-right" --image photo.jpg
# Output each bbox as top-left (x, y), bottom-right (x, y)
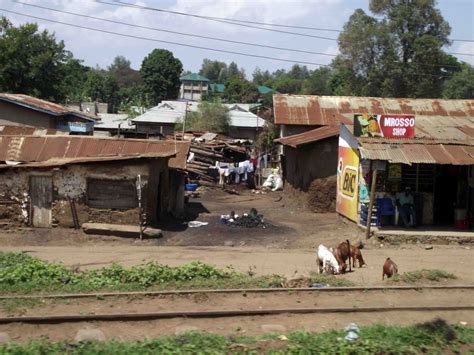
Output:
top-left (350, 245), bottom-right (366, 268)
top-left (316, 244), bottom-right (340, 275)
top-left (382, 257), bottom-right (398, 280)
top-left (333, 240), bottom-right (352, 274)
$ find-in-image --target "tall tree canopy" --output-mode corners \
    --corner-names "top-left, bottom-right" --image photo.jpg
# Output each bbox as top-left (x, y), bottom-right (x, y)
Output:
top-left (140, 49), bottom-right (183, 104)
top-left (0, 17), bottom-right (68, 101)
top-left (223, 76), bottom-right (260, 103)
top-left (107, 55), bottom-right (142, 88)
top-left (334, 0), bottom-right (460, 98)
top-left (199, 59), bottom-right (228, 82)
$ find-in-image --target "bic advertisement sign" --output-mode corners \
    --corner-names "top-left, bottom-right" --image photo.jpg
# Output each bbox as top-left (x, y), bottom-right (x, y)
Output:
top-left (336, 144), bottom-right (359, 222)
top-left (354, 114), bottom-right (415, 138)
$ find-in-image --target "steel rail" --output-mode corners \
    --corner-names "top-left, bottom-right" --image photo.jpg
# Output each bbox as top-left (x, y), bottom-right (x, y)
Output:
top-left (1, 285), bottom-right (473, 300)
top-left (0, 305), bottom-right (473, 324)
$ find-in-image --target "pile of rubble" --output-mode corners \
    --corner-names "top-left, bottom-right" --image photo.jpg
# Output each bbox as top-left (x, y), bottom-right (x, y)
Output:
top-left (220, 208), bottom-right (268, 228)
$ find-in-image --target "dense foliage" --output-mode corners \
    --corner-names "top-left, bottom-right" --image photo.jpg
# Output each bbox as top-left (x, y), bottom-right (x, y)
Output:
top-left (0, 322), bottom-right (472, 354)
top-left (140, 49), bottom-right (183, 105)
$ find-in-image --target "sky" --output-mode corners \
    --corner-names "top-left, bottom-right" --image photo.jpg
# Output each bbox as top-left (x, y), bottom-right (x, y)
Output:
top-left (0, 0), bottom-right (473, 78)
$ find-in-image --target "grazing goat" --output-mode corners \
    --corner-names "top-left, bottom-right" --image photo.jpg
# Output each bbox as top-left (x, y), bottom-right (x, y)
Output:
top-left (383, 258), bottom-right (398, 280)
top-left (333, 240), bottom-right (352, 274)
top-left (316, 244), bottom-right (340, 275)
top-left (350, 245), bottom-right (366, 268)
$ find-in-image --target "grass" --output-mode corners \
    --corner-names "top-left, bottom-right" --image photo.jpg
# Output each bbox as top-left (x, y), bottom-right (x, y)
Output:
top-left (0, 298), bottom-right (41, 315)
top-left (391, 269), bottom-right (457, 283)
top-left (0, 252), bottom-right (284, 295)
top-left (309, 272), bottom-right (355, 287)
top-left (0, 320), bottom-right (471, 354)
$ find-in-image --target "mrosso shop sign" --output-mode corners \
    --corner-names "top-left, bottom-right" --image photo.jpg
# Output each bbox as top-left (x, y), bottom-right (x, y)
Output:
top-left (354, 114), bottom-right (415, 138)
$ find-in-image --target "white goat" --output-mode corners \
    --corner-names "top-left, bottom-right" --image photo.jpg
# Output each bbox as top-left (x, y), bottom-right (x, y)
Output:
top-left (317, 244), bottom-right (340, 275)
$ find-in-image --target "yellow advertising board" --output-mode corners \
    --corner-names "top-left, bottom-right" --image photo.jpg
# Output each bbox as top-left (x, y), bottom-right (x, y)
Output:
top-left (336, 127), bottom-right (360, 222)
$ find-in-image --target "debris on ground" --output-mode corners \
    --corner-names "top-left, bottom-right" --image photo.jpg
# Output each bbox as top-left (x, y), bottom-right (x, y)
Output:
top-left (220, 208), bottom-right (268, 228)
top-left (344, 323), bottom-right (360, 341)
top-left (262, 173), bottom-right (283, 192)
top-left (187, 221), bottom-right (209, 228)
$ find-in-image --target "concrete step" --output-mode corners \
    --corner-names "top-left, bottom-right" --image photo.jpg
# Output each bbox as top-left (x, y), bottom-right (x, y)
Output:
top-left (81, 223), bottom-right (162, 239)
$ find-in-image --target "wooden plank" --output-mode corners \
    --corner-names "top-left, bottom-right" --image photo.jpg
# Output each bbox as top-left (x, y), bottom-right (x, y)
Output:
top-left (87, 178), bottom-right (138, 209)
top-left (30, 176), bottom-right (52, 227)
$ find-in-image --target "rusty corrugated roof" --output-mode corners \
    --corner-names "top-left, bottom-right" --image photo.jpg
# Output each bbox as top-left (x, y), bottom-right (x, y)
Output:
top-left (274, 125), bottom-right (339, 148)
top-left (0, 136), bottom-right (190, 169)
top-left (0, 93), bottom-right (98, 121)
top-left (0, 125), bottom-right (69, 136)
top-left (274, 94), bottom-right (474, 126)
top-left (359, 141), bottom-right (474, 165)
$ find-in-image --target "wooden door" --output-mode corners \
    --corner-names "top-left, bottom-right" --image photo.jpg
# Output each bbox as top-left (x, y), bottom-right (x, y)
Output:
top-left (30, 176), bottom-right (53, 227)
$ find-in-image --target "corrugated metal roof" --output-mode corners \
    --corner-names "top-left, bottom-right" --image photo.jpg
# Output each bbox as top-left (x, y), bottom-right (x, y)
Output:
top-left (0, 136), bottom-right (190, 170)
top-left (133, 101), bottom-right (266, 128)
top-left (274, 126), bottom-right (339, 148)
top-left (359, 141), bottom-right (474, 165)
top-left (0, 93), bottom-right (98, 121)
top-left (0, 125), bottom-right (69, 136)
top-left (274, 94), bottom-right (474, 126)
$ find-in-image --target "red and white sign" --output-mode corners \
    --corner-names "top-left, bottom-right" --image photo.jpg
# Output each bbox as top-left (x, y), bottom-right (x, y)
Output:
top-left (354, 114), bottom-right (415, 138)
top-left (379, 115), bottom-right (415, 138)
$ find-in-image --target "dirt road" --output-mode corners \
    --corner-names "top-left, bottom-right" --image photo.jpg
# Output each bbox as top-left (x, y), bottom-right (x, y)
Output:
top-left (2, 244), bottom-right (472, 285)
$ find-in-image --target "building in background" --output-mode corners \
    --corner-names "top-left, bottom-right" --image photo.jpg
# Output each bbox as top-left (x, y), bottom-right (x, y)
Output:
top-left (0, 93), bottom-right (98, 135)
top-left (179, 73), bottom-right (210, 101)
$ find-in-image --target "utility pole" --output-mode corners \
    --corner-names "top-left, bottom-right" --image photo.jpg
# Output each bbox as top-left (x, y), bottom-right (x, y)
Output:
top-left (182, 101), bottom-right (189, 140)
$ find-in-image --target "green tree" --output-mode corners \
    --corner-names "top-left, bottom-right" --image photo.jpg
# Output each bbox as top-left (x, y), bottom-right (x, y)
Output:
top-left (334, 0), bottom-right (456, 98)
top-left (252, 67), bottom-right (271, 85)
top-left (177, 100), bottom-right (230, 133)
top-left (442, 64), bottom-right (474, 99)
top-left (227, 61), bottom-right (243, 79)
top-left (61, 52), bottom-right (89, 102)
top-left (223, 77), bottom-right (260, 103)
top-left (0, 17), bottom-right (68, 101)
top-left (140, 49), bottom-right (183, 104)
top-left (82, 68), bottom-right (119, 111)
top-left (107, 55), bottom-right (142, 88)
top-left (302, 67), bottom-right (335, 95)
top-left (199, 59), bottom-right (227, 82)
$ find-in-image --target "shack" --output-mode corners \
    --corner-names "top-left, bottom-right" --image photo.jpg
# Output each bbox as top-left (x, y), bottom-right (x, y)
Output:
top-left (0, 136), bottom-right (190, 228)
top-left (0, 93), bottom-right (98, 134)
top-left (335, 99), bottom-right (474, 230)
top-left (274, 126), bottom-right (340, 211)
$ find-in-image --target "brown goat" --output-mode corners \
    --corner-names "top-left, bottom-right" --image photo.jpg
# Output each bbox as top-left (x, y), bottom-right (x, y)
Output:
top-left (334, 240), bottom-right (352, 274)
top-left (350, 245), bottom-right (366, 268)
top-left (382, 258), bottom-right (398, 280)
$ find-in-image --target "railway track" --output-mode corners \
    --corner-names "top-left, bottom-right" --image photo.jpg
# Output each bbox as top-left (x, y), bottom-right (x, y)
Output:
top-left (1, 284), bottom-right (473, 300)
top-left (0, 285), bottom-right (473, 325)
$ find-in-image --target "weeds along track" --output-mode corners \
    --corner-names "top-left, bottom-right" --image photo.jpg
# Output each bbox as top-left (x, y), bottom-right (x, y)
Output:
top-left (0, 286), bottom-right (473, 325)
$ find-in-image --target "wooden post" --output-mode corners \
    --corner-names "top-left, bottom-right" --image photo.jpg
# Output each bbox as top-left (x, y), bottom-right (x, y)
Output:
top-left (137, 175), bottom-right (143, 240)
top-left (365, 169), bottom-right (378, 239)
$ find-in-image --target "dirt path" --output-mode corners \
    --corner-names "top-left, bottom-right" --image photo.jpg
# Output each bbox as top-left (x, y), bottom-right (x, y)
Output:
top-left (2, 245), bottom-right (473, 286)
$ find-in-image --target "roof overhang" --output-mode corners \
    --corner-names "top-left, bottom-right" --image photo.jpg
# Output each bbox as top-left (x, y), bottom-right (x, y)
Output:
top-left (274, 125), bottom-right (339, 148)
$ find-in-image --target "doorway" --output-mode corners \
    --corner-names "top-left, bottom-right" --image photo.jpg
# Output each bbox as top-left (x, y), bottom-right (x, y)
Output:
top-left (29, 175), bottom-right (53, 227)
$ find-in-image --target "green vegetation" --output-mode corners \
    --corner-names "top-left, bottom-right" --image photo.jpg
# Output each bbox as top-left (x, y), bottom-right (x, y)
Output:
top-left (309, 273), bottom-right (355, 287)
top-left (0, 252), bottom-right (283, 294)
top-left (176, 100), bottom-right (230, 133)
top-left (0, 321), bottom-right (472, 354)
top-left (392, 269), bottom-right (457, 283)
